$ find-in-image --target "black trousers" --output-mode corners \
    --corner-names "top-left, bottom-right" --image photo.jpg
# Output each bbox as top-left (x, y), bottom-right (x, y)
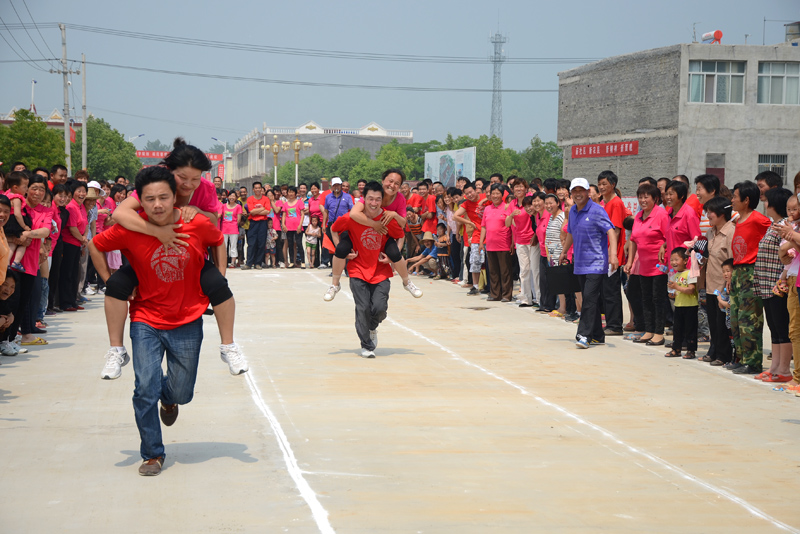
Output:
top-left (577, 274), bottom-right (605, 342)
top-left (672, 305), bottom-right (699, 352)
top-left (640, 274), bottom-right (667, 335)
top-left (246, 219), bottom-right (267, 267)
top-left (602, 267), bottom-right (624, 332)
top-left (706, 294), bottom-right (732, 363)
top-left (59, 242), bottom-right (82, 309)
top-left (539, 255), bottom-right (555, 310)
top-left (349, 277), bottom-right (390, 350)
top-left (48, 238), bottom-right (64, 309)
top-left (626, 274), bottom-right (645, 332)
top-left (286, 230), bottom-right (303, 265)
top-left (3, 272), bottom-right (34, 341)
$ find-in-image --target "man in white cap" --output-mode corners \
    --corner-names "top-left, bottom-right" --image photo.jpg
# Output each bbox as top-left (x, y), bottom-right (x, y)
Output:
top-left (559, 178), bottom-right (618, 349)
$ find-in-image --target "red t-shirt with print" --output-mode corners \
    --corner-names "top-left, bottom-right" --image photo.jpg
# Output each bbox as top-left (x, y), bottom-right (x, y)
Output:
top-left (604, 195), bottom-right (627, 266)
top-left (732, 210), bottom-right (771, 265)
top-left (92, 212), bottom-right (224, 330)
top-left (461, 195), bottom-right (486, 244)
top-left (331, 211), bottom-right (404, 284)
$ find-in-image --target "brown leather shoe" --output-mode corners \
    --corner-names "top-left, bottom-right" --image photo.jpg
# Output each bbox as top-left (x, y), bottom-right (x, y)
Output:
top-left (138, 456), bottom-right (164, 476)
top-left (159, 403), bottom-right (179, 427)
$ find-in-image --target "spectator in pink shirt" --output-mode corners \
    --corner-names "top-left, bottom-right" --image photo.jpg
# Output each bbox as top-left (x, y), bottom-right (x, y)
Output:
top-left (661, 180), bottom-right (701, 263)
top-left (480, 183), bottom-right (513, 302)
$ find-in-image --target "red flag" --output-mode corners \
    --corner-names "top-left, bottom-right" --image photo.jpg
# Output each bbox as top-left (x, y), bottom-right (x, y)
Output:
top-left (70, 126), bottom-right (76, 144)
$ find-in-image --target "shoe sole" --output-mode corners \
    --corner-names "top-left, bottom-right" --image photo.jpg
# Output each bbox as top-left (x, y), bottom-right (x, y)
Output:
top-left (575, 342), bottom-right (589, 349)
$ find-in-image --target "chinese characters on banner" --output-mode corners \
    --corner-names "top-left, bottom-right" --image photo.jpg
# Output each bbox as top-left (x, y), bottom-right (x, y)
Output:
top-left (571, 141), bottom-right (639, 159)
top-left (135, 151), bottom-right (223, 161)
top-left (218, 164), bottom-right (225, 181)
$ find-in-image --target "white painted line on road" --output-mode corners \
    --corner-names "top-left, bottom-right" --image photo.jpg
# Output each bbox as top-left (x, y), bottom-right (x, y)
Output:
top-left (385, 317), bottom-right (799, 533)
top-left (244, 370), bottom-right (335, 534)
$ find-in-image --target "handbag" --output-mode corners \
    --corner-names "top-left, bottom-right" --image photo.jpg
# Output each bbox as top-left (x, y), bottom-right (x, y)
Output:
top-left (546, 260), bottom-right (582, 294)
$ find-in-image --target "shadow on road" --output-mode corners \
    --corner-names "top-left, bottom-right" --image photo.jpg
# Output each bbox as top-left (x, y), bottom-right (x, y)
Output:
top-left (115, 442), bottom-right (259, 468)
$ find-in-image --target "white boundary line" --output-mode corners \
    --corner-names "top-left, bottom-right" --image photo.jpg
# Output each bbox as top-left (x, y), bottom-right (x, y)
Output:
top-left (385, 316), bottom-right (799, 533)
top-left (244, 370), bottom-right (335, 534)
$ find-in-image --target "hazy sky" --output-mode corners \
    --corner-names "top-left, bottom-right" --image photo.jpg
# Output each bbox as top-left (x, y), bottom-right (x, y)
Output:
top-left (1, 0), bottom-right (797, 152)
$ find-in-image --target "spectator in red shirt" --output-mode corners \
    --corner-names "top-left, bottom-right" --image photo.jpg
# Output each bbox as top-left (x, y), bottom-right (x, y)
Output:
top-left (453, 181), bottom-right (488, 296)
top-left (597, 171), bottom-right (626, 335)
top-left (89, 165), bottom-right (226, 477)
top-left (330, 181), bottom-right (404, 358)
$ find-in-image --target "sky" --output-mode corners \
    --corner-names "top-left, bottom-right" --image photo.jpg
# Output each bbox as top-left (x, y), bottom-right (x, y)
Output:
top-left (0, 0), bottom-right (797, 153)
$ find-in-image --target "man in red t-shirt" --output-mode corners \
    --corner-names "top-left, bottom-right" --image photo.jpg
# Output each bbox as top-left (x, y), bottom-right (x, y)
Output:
top-left (453, 181), bottom-right (488, 295)
top-left (597, 171), bottom-right (626, 335)
top-left (330, 181), bottom-right (404, 358)
top-left (409, 181), bottom-right (438, 234)
top-left (89, 166), bottom-right (225, 477)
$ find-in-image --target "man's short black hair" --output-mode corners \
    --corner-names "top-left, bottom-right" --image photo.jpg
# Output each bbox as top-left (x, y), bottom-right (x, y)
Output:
top-left (542, 178), bottom-right (559, 192)
top-left (362, 181), bottom-right (384, 198)
top-left (764, 187), bottom-right (792, 218)
top-left (732, 180), bottom-right (761, 210)
top-left (50, 164), bottom-right (67, 175)
top-left (356, 179), bottom-right (367, 185)
top-left (489, 183), bottom-right (505, 195)
top-left (461, 180), bottom-right (475, 192)
top-left (756, 170), bottom-right (783, 189)
top-left (597, 170), bottom-right (618, 187)
top-left (666, 180), bottom-right (689, 202)
top-left (639, 177), bottom-right (658, 187)
top-left (135, 166), bottom-right (176, 198)
top-left (490, 173), bottom-right (503, 182)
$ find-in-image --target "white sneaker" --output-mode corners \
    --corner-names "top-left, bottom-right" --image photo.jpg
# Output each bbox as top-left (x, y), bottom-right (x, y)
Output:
top-left (404, 280), bottom-right (423, 298)
top-left (11, 341), bottom-right (27, 354)
top-left (220, 343), bottom-right (249, 375)
top-left (361, 349), bottom-right (376, 358)
top-left (100, 347), bottom-right (130, 380)
top-left (0, 341), bottom-right (18, 356)
top-left (323, 284), bottom-right (341, 302)
top-left (369, 329), bottom-right (378, 350)
top-left (97, 287), bottom-right (106, 295)
top-left (84, 286), bottom-right (96, 295)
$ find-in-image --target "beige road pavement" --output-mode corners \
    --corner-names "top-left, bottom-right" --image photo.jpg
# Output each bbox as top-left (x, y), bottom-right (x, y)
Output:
top-left (1, 268), bottom-right (798, 533)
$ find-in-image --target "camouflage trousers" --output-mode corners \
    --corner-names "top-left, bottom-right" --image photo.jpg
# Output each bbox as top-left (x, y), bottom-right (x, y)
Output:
top-left (729, 265), bottom-right (763, 369)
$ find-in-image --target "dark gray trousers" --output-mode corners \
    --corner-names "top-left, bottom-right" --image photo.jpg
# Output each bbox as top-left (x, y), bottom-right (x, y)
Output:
top-left (349, 277), bottom-right (390, 350)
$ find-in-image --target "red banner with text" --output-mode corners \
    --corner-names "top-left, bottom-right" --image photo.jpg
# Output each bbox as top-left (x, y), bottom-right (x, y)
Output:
top-left (136, 150), bottom-right (223, 161)
top-left (571, 141), bottom-right (639, 159)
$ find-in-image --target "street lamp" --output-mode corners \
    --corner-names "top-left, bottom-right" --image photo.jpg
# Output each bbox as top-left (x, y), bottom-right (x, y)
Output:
top-left (211, 137), bottom-right (229, 186)
top-left (128, 134), bottom-right (145, 142)
top-left (289, 130), bottom-right (312, 187)
top-left (261, 135), bottom-right (286, 187)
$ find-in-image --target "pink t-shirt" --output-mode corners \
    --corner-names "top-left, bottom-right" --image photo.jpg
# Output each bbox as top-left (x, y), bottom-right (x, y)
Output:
top-left (308, 196), bottom-right (323, 220)
top-left (62, 199), bottom-right (88, 247)
top-left (536, 212), bottom-right (550, 257)
top-left (357, 193), bottom-right (407, 220)
top-left (221, 203), bottom-right (243, 234)
top-left (630, 205), bottom-right (669, 277)
top-left (506, 198), bottom-right (533, 246)
top-left (282, 199), bottom-right (304, 232)
top-left (21, 203), bottom-right (53, 274)
top-left (481, 202), bottom-right (511, 251)
top-left (130, 177), bottom-right (219, 215)
top-left (666, 201), bottom-right (701, 259)
top-left (49, 206), bottom-right (62, 257)
top-left (96, 196), bottom-right (113, 233)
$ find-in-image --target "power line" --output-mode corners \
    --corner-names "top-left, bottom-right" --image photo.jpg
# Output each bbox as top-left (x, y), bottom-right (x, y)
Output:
top-left (8, 0), bottom-right (58, 70)
top-left (90, 106), bottom-right (248, 135)
top-left (85, 60), bottom-right (559, 93)
top-left (19, 0), bottom-right (60, 69)
top-left (0, 15), bottom-right (47, 71)
top-left (0, 22), bottom-right (600, 65)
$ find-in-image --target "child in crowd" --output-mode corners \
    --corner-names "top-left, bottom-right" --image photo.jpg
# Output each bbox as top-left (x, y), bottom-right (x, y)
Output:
top-left (305, 215), bottom-right (322, 269)
top-left (406, 207), bottom-right (422, 255)
top-left (666, 247), bottom-right (699, 359)
top-left (408, 232), bottom-right (438, 276)
top-left (717, 259), bottom-right (734, 362)
top-left (265, 218), bottom-right (278, 268)
top-left (434, 222), bottom-right (451, 280)
top-left (4, 171), bottom-right (32, 272)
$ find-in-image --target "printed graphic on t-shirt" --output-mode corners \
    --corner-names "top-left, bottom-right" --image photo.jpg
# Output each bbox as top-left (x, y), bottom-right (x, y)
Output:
top-left (150, 246), bottom-right (188, 283)
top-left (361, 227), bottom-right (382, 251)
top-left (288, 207), bottom-right (298, 218)
top-left (732, 235), bottom-right (747, 264)
top-left (224, 211), bottom-right (234, 222)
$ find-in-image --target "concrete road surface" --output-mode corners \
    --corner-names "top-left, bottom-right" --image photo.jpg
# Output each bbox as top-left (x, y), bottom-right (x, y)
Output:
top-left (1, 269), bottom-right (798, 533)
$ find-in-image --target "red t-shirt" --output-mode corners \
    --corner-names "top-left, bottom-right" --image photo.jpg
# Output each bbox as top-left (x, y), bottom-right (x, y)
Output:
top-left (331, 211), bottom-right (404, 284)
top-left (247, 195), bottom-right (271, 221)
top-left (732, 210), bottom-right (771, 265)
top-left (604, 196), bottom-right (627, 266)
top-left (421, 195), bottom-right (437, 233)
top-left (92, 212), bottom-right (224, 330)
top-left (460, 195), bottom-right (486, 244)
top-left (686, 193), bottom-right (703, 219)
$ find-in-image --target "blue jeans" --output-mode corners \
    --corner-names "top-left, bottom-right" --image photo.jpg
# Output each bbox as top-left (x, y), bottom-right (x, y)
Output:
top-left (130, 319), bottom-right (203, 460)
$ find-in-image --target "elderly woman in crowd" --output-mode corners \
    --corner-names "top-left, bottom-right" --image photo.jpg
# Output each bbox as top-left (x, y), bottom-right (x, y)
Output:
top-left (543, 193), bottom-right (567, 317)
top-left (480, 183), bottom-right (513, 302)
top-left (626, 183), bottom-right (669, 346)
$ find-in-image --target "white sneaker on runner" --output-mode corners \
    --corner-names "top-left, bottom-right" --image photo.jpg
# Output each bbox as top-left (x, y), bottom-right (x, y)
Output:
top-left (0, 341), bottom-right (19, 356)
top-left (404, 280), bottom-right (423, 298)
top-left (323, 284), bottom-right (341, 302)
top-left (361, 349), bottom-right (376, 358)
top-left (101, 347), bottom-right (130, 380)
top-left (369, 329), bottom-right (378, 350)
top-left (220, 343), bottom-right (249, 375)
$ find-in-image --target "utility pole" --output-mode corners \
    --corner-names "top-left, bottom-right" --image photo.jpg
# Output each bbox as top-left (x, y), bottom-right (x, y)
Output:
top-left (489, 32), bottom-right (507, 140)
top-left (81, 53), bottom-right (87, 171)
top-left (60, 23), bottom-right (71, 175)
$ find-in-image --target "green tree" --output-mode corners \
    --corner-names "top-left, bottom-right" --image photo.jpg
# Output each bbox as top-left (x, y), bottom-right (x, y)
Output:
top-left (327, 148), bottom-right (371, 181)
top-left (276, 153), bottom-right (329, 186)
top-left (520, 135), bottom-right (563, 180)
top-left (347, 142), bottom-right (414, 186)
top-left (0, 108), bottom-right (66, 171)
top-left (399, 139), bottom-right (444, 180)
top-left (139, 138), bottom-right (171, 167)
top-left (71, 117), bottom-right (141, 181)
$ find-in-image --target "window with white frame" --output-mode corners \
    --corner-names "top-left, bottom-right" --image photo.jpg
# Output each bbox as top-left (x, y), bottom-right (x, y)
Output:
top-left (688, 61), bottom-right (746, 103)
top-left (758, 62), bottom-right (800, 105)
top-left (758, 154), bottom-right (788, 182)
